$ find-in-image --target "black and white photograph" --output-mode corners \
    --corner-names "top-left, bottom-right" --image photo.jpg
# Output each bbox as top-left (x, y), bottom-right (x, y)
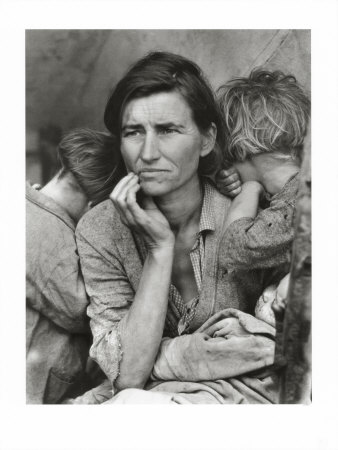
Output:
top-left (1, 1), bottom-right (338, 450)
top-left (25, 28), bottom-right (311, 406)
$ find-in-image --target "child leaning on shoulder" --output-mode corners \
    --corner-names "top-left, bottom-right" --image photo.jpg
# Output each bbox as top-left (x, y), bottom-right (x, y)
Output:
top-left (215, 68), bottom-right (310, 315)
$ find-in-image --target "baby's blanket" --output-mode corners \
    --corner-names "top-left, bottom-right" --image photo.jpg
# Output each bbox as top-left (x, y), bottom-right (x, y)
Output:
top-left (144, 308), bottom-right (280, 404)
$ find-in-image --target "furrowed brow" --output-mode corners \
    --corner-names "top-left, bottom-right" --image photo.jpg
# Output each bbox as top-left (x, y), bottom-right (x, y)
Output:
top-left (121, 124), bottom-right (143, 132)
top-left (156, 121), bottom-right (183, 129)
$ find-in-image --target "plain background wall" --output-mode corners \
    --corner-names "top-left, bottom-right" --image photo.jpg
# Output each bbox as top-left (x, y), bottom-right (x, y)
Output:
top-left (26, 29), bottom-right (310, 184)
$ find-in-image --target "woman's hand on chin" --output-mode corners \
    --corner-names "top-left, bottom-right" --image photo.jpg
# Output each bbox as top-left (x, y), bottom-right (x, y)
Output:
top-left (110, 172), bottom-right (175, 251)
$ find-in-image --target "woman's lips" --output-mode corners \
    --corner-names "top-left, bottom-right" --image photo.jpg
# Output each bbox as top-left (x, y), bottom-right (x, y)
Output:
top-left (138, 169), bottom-right (168, 180)
top-left (138, 168), bottom-right (168, 173)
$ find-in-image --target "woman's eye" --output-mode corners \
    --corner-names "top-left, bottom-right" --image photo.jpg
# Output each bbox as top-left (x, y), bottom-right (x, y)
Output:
top-left (159, 128), bottom-right (177, 135)
top-left (123, 130), bottom-right (140, 137)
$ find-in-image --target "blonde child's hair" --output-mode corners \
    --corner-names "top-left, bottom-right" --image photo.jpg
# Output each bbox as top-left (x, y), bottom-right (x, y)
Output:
top-left (217, 69), bottom-right (310, 164)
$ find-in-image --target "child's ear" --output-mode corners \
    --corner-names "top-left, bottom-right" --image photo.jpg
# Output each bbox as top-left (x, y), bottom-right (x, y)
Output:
top-left (200, 122), bottom-right (217, 157)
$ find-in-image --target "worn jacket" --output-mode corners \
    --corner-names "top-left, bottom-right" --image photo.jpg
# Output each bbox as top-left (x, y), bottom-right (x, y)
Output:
top-left (26, 184), bottom-right (90, 404)
top-left (223, 174), bottom-right (299, 270)
top-left (76, 181), bottom-right (284, 386)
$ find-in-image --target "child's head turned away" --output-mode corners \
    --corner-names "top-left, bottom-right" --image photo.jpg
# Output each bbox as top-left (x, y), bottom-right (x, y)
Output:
top-left (217, 69), bottom-right (311, 166)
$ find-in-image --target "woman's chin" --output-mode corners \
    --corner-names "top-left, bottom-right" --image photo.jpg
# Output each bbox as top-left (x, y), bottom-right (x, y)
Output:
top-left (140, 180), bottom-right (169, 197)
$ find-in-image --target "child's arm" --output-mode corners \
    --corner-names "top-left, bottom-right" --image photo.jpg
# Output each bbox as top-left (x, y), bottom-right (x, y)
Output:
top-left (224, 181), bottom-right (263, 229)
top-left (222, 185), bottom-right (296, 271)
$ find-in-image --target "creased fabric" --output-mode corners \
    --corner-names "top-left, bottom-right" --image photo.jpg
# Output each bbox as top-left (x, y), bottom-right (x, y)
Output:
top-left (76, 180), bottom-right (285, 389)
top-left (151, 308), bottom-right (275, 382)
top-left (222, 174), bottom-right (299, 270)
top-left (26, 183), bottom-right (90, 404)
top-left (79, 309), bottom-right (280, 404)
top-left (145, 309), bottom-right (279, 404)
top-left (165, 182), bottom-right (215, 336)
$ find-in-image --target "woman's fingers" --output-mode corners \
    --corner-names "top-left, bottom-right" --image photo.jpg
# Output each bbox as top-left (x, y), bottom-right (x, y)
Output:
top-left (111, 174), bottom-right (163, 230)
top-left (111, 173), bottom-right (139, 208)
top-left (125, 184), bottom-right (150, 226)
top-left (110, 172), bottom-right (135, 201)
top-left (110, 173), bottom-right (140, 226)
top-left (206, 318), bottom-right (238, 336)
top-left (122, 189), bottom-right (140, 222)
top-left (109, 173), bottom-right (174, 248)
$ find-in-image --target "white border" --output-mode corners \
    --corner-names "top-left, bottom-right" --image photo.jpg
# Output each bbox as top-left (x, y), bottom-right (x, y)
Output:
top-left (1, 1), bottom-right (338, 449)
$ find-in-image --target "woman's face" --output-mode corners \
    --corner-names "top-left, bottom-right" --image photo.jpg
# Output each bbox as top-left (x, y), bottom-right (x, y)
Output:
top-left (120, 91), bottom-right (214, 198)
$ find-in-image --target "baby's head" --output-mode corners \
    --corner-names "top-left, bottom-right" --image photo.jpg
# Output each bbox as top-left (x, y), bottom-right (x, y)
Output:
top-left (217, 69), bottom-right (310, 166)
top-left (275, 273), bottom-right (290, 308)
top-left (255, 273), bottom-right (291, 326)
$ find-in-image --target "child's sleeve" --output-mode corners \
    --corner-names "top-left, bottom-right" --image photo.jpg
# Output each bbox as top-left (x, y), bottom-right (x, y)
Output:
top-left (223, 197), bottom-right (296, 270)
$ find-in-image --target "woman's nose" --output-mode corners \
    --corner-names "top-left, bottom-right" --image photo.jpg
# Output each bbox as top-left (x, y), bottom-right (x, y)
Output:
top-left (140, 132), bottom-right (160, 162)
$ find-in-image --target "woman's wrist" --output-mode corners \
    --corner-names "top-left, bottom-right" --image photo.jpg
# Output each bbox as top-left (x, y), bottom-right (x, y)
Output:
top-left (148, 241), bottom-right (175, 258)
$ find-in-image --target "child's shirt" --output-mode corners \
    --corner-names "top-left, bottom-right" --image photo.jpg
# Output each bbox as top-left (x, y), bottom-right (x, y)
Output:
top-left (223, 173), bottom-right (299, 270)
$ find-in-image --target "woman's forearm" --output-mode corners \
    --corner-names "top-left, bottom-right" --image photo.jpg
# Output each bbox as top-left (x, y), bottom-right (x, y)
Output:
top-left (108, 173), bottom-right (176, 390)
top-left (115, 245), bottom-right (174, 391)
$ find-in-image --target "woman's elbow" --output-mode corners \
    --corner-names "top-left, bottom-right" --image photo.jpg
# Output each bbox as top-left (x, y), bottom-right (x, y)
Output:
top-left (114, 371), bottom-right (148, 392)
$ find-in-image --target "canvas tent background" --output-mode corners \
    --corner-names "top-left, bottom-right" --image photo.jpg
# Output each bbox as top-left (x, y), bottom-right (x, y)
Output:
top-left (26, 29), bottom-right (311, 403)
top-left (26, 29), bottom-right (310, 184)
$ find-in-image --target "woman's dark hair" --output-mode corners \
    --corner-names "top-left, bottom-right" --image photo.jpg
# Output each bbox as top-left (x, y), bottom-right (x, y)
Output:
top-left (104, 51), bottom-right (225, 175)
top-left (217, 68), bottom-right (311, 163)
top-left (58, 128), bottom-right (126, 206)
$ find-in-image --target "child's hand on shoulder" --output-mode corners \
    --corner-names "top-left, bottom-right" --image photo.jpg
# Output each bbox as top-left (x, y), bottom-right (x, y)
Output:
top-left (216, 167), bottom-right (242, 198)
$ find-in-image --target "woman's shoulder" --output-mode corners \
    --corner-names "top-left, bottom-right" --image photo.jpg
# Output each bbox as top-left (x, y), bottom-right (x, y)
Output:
top-left (204, 179), bottom-right (232, 225)
top-left (76, 198), bottom-right (131, 244)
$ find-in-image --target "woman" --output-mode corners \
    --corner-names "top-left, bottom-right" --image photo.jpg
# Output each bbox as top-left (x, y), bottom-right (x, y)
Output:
top-left (76, 52), bottom-right (282, 403)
